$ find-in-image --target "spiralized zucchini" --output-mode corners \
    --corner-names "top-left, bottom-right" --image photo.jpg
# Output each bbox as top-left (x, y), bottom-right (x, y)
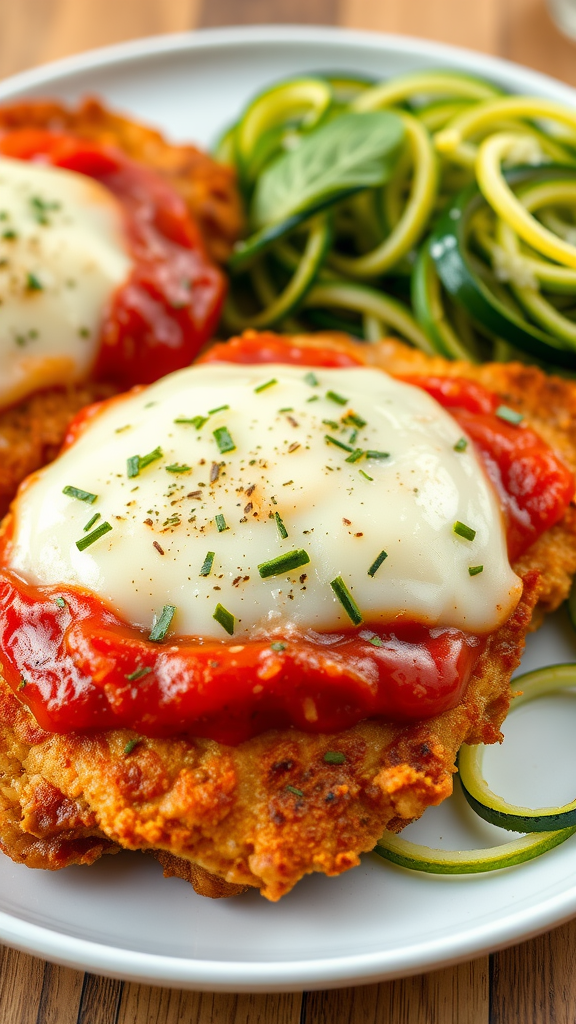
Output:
top-left (374, 664), bottom-right (576, 875)
top-left (217, 69), bottom-right (576, 369)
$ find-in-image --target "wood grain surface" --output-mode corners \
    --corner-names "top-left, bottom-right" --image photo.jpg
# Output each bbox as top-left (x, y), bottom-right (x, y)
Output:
top-left (0, 0), bottom-right (575, 1021)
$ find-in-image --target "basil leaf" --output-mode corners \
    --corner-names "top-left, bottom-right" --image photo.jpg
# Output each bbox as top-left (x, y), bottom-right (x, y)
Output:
top-left (251, 110), bottom-right (405, 229)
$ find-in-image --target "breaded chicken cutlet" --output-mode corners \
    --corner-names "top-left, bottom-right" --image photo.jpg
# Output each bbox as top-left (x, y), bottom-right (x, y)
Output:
top-left (0, 97), bottom-right (242, 265)
top-left (0, 96), bottom-right (242, 517)
top-left (0, 335), bottom-right (574, 901)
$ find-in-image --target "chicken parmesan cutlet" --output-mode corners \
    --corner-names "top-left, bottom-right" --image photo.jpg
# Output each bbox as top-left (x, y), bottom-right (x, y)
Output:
top-left (0, 97), bottom-right (241, 517)
top-left (0, 330), bottom-right (574, 902)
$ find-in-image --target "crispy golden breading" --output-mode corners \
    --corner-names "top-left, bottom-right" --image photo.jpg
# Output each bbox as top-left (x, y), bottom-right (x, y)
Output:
top-left (0, 338), bottom-right (575, 901)
top-left (0, 97), bottom-right (243, 263)
top-left (0, 383), bottom-right (117, 520)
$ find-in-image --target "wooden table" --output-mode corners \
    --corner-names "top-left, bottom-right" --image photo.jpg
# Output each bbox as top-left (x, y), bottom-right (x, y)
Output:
top-left (0, 0), bottom-right (575, 1021)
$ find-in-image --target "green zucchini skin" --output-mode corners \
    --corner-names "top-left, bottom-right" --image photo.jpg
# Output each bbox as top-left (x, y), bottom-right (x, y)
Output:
top-left (223, 214), bottom-right (333, 331)
top-left (411, 240), bottom-right (476, 359)
top-left (458, 777), bottom-right (576, 833)
top-left (235, 77), bottom-right (333, 186)
top-left (373, 825), bottom-right (576, 874)
top-left (228, 190), bottom-right (362, 274)
top-left (458, 664), bottom-right (576, 833)
top-left (430, 167), bottom-right (576, 369)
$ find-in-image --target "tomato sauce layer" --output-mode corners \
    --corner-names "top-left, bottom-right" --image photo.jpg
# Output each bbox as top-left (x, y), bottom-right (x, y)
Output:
top-left (0, 128), bottom-right (225, 387)
top-left (0, 333), bottom-right (572, 741)
top-left (0, 574), bottom-right (482, 744)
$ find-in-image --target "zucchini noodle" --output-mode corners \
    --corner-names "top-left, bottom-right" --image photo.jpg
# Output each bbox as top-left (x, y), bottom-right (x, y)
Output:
top-left (236, 77), bottom-right (332, 182)
top-left (303, 280), bottom-right (434, 352)
top-left (352, 70), bottom-right (502, 112)
top-left (435, 96), bottom-right (576, 163)
top-left (329, 114), bottom-right (438, 278)
top-left (459, 665), bottom-right (576, 832)
top-left (495, 220), bottom-right (576, 347)
top-left (223, 215), bottom-right (331, 330)
top-left (217, 70), bottom-right (576, 367)
top-left (494, 218), bottom-right (576, 293)
top-left (374, 827), bottom-right (576, 875)
top-left (375, 664), bottom-right (576, 874)
top-left (476, 134), bottom-right (576, 268)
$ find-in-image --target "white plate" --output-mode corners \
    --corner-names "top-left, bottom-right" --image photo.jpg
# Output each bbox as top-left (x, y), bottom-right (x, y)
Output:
top-left (2, 24), bottom-right (576, 993)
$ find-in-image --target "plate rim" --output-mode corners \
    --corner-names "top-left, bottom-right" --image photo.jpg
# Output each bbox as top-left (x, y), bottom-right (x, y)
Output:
top-left (3, 872), bottom-right (576, 992)
top-left (3, 23), bottom-right (576, 107)
top-left (2, 22), bottom-right (576, 991)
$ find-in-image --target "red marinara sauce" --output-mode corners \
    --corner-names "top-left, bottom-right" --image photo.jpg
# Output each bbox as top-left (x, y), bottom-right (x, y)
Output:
top-left (0, 128), bottom-right (226, 387)
top-left (0, 334), bottom-right (573, 743)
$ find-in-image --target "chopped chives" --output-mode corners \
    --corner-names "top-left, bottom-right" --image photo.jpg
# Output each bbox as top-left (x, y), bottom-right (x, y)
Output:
top-left (18, 678), bottom-right (27, 690)
top-left (54, 596), bottom-right (67, 608)
top-left (469, 565), bottom-right (484, 576)
top-left (200, 551), bottom-right (215, 576)
top-left (127, 455), bottom-right (140, 478)
top-left (75, 521), bottom-right (112, 551)
top-left (345, 448), bottom-right (364, 463)
top-left (63, 485), bottom-right (97, 504)
top-left (365, 450), bottom-right (389, 460)
top-left (279, 406), bottom-right (294, 413)
top-left (330, 576), bottom-right (363, 625)
top-left (286, 785), bottom-right (304, 797)
top-left (125, 666), bottom-right (152, 681)
top-left (254, 378), bottom-right (277, 393)
top-left (325, 435), bottom-right (353, 452)
top-left (213, 603), bottom-right (235, 635)
top-left (326, 390), bottom-right (348, 405)
top-left (349, 429), bottom-right (358, 445)
top-left (258, 549), bottom-right (310, 579)
top-left (149, 604), bottom-right (176, 642)
top-left (140, 447), bottom-right (163, 470)
top-left (209, 404), bottom-right (229, 415)
top-left (127, 446), bottom-right (163, 478)
top-left (496, 404), bottom-right (524, 426)
top-left (215, 513), bottom-right (228, 532)
top-left (165, 463), bottom-right (191, 473)
top-left (304, 371), bottom-right (319, 387)
top-left (26, 271), bottom-right (43, 291)
top-left (271, 642), bottom-right (286, 651)
top-left (123, 738), bottom-right (141, 755)
top-left (274, 511), bottom-right (288, 539)
top-left (306, 395), bottom-right (319, 403)
top-left (368, 550), bottom-right (388, 577)
top-left (342, 413), bottom-right (366, 429)
top-left (213, 426), bottom-right (236, 454)
top-left (324, 751), bottom-right (346, 765)
top-left (83, 512), bottom-right (101, 532)
top-left (454, 437), bottom-right (468, 452)
top-left (368, 635), bottom-right (385, 647)
top-left (322, 419), bottom-right (340, 430)
top-left (174, 415), bottom-right (207, 429)
top-left (359, 470), bottom-right (373, 481)
top-left (453, 521), bottom-right (476, 541)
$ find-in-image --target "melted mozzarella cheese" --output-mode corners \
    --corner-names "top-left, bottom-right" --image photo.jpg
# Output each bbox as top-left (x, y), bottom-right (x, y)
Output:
top-left (0, 156), bottom-right (132, 409)
top-left (7, 362), bottom-right (522, 637)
